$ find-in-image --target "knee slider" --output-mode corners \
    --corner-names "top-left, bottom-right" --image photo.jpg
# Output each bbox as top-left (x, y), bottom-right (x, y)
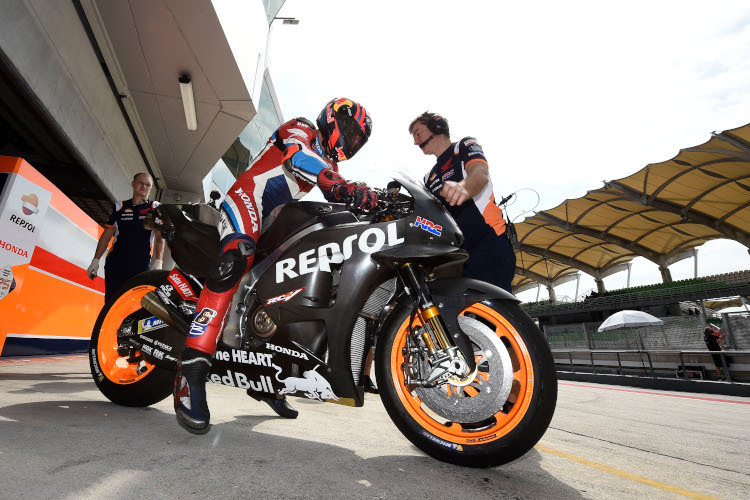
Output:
top-left (207, 249), bottom-right (250, 292)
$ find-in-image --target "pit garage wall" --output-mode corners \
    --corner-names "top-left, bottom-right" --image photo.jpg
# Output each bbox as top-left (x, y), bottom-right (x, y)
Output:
top-left (0, 0), bottom-right (153, 202)
top-left (0, 156), bottom-right (105, 356)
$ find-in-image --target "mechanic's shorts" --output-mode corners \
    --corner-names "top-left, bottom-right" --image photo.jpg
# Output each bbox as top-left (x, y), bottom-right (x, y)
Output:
top-left (462, 231), bottom-right (516, 293)
top-left (104, 257), bottom-right (151, 303)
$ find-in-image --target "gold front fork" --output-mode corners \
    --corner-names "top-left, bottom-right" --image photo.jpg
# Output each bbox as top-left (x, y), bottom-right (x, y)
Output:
top-left (400, 263), bottom-right (453, 351)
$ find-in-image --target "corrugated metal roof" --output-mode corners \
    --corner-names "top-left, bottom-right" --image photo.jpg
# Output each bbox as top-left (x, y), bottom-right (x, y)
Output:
top-left (513, 122), bottom-right (750, 290)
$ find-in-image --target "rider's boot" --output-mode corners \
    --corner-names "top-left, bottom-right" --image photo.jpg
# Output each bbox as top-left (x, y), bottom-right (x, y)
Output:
top-left (174, 235), bottom-right (255, 434)
top-left (248, 390), bottom-right (299, 419)
top-left (174, 347), bottom-right (213, 434)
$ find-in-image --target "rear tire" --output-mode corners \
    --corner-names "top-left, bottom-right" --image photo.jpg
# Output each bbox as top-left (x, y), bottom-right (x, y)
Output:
top-left (376, 298), bottom-right (557, 468)
top-left (89, 271), bottom-right (175, 407)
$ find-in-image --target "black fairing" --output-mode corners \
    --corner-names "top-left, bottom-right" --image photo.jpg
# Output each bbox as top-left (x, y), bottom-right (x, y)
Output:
top-left (158, 204), bottom-right (221, 278)
top-left (255, 202), bottom-right (357, 260)
top-left (139, 175), bottom-right (510, 407)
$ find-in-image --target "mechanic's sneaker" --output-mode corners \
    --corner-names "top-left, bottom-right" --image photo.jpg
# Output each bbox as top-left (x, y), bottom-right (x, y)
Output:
top-left (248, 390), bottom-right (299, 419)
top-left (174, 347), bottom-right (212, 434)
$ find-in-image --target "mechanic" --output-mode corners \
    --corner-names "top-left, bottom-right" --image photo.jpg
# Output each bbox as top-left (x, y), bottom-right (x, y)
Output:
top-left (87, 172), bottom-right (164, 303)
top-left (174, 98), bottom-right (378, 434)
top-left (409, 112), bottom-right (515, 292)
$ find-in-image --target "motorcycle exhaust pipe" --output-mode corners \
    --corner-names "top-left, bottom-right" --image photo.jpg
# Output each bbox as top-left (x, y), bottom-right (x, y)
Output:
top-left (141, 291), bottom-right (190, 334)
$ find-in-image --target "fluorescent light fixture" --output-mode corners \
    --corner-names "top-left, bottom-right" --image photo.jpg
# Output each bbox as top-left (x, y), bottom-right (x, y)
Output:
top-left (273, 16), bottom-right (299, 25)
top-left (178, 74), bottom-right (197, 131)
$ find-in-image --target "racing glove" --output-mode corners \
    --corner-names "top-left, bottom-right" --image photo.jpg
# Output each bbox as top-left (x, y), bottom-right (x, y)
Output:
top-left (317, 168), bottom-right (379, 211)
top-left (152, 258), bottom-right (163, 271)
top-left (87, 258), bottom-right (100, 280)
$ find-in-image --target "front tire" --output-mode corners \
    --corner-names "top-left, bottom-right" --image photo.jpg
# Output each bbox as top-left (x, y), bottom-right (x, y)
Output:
top-left (89, 271), bottom-right (175, 407)
top-left (376, 298), bottom-right (557, 468)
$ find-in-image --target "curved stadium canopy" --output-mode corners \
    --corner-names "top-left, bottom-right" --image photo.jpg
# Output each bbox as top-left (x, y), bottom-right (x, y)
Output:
top-left (513, 122), bottom-right (750, 293)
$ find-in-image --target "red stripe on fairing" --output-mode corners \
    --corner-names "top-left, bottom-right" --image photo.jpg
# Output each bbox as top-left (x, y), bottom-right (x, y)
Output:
top-left (29, 246), bottom-right (104, 293)
top-left (559, 382), bottom-right (750, 405)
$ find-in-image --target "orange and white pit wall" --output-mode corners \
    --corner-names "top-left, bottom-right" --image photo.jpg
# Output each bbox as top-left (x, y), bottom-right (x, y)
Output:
top-left (0, 156), bottom-right (105, 356)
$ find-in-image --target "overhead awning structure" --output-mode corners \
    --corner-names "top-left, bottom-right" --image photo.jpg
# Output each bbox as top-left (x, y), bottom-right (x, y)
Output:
top-left (514, 122), bottom-right (750, 293)
top-left (87, 0), bottom-right (257, 194)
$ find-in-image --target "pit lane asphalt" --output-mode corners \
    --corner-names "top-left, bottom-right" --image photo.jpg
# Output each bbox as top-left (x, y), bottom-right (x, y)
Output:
top-left (0, 354), bottom-right (748, 499)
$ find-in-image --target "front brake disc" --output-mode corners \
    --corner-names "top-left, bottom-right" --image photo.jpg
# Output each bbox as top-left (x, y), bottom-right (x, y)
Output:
top-left (414, 315), bottom-right (514, 422)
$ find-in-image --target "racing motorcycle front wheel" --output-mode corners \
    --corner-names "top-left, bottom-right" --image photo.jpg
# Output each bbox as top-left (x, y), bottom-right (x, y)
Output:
top-left (89, 271), bottom-right (175, 407)
top-left (376, 298), bottom-right (557, 468)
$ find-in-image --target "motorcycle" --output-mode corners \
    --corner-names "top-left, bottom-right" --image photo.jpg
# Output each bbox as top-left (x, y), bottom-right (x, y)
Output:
top-left (88, 175), bottom-right (557, 468)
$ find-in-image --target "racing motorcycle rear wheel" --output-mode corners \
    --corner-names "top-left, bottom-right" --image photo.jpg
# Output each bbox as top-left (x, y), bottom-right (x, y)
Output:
top-left (376, 298), bottom-right (557, 468)
top-left (89, 271), bottom-right (175, 407)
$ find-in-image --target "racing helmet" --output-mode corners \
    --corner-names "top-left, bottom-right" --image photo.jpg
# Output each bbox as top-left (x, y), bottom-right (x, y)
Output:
top-left (316, 98), bottom-right (372, 162)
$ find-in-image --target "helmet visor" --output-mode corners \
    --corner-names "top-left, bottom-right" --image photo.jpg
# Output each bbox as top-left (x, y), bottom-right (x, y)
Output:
top-left (338, 119), bottom-right (369, 159)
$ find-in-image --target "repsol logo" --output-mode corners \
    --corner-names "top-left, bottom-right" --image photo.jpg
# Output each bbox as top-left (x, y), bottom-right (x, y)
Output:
top-left (9, 214), bottom-right (35, 233)
top-left (275, 223), bottom-right (404, 283)
top-left (0, 239), bottom-right (29, 258)
top-left (234, 187), bottom-right (259, 232)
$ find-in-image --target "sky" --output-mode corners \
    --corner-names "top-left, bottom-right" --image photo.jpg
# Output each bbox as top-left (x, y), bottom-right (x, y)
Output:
top-left (265, 0), bottom-right (750, 307)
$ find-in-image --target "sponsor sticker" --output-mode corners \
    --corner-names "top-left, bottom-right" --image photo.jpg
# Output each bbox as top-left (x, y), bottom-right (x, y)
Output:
top-left (233, 187), bottom-right (259, 232)
top-left (8, 215), bottom-right (35, 233)
top-left (209, 370), bottom-right (275, 394)
top-left (137, 316), bottom-right (167, 334)
top-left (90, 348), bottom-right (104, 381)
top-left (214, 349), bottom-right (273, 366)
top-left (188, 308), bottom-right (217, 337)
top-left (466, 433), bottom-right (498, 443)
top-left (140, 343), bottom-right (164, 360)
top-left (265, 287), bottom-right (306, 305)
top-left (0, 240), bottom-right (29, 258)
top-left (266, 342), bottom-right (309, 360)
top-left (0, 265), bottom-right (15, 301)
top-left (275, 222), bottom-right (404, 283)
top-left (414, 216), bottom-right (443, 236)
top-left (275, 365), bottom-right (337, 401)
top-left (168, 270), bottom-right (196, 301)
top-left (441, 169), bottom-right (454, 181)
top-left (420, 430), bottom-right (463, 451)
top-left (21, 193), bottom-right (39, 215)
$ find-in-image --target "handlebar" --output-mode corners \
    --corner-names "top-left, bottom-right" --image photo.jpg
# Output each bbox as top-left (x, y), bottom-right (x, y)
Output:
top-left (346, 182), bottom-right (413, 222)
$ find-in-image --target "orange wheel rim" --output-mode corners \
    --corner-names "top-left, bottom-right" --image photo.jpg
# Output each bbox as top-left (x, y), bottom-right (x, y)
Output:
top-left (390, 303), bottom-right (534, 445)
top-left (97, 285), bottom-right (157, 384)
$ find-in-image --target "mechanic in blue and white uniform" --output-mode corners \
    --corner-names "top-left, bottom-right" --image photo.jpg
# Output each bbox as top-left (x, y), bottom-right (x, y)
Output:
top-left (87, 172), bottom-right (164, 302)
top-left (409, 112), bottom-right (516, 293)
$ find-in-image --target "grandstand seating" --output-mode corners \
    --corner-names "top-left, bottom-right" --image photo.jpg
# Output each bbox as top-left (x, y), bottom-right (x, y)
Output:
top-left (522, 270), bottom-right (750, 317)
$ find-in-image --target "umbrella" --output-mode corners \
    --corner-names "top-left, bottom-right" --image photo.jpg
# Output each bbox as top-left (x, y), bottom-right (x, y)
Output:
top-left (598, 310), bottom-right (664, 332)
top-left (598, 310), bottom-right (664, 375)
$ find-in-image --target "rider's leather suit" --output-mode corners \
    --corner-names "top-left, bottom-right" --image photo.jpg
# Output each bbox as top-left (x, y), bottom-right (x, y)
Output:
top-left (185, 117), bottom-right (341, 354)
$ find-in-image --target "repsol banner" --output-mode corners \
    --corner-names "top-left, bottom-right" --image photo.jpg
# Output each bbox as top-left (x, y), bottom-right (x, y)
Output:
top-left (0, 171), bottom-right (51, 269)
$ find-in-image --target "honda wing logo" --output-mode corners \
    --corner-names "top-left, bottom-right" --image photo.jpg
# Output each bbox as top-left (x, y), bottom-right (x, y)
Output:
top-left (415, 216), bottom-right (442, 236)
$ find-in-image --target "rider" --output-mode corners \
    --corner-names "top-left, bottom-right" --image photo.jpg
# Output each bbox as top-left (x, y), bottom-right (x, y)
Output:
top-left (174, 98), bottom-right (378, 434)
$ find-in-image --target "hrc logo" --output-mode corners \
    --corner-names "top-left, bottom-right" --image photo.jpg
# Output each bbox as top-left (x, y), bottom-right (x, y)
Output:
top-left (415, 216), bottom-right (442, 236)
